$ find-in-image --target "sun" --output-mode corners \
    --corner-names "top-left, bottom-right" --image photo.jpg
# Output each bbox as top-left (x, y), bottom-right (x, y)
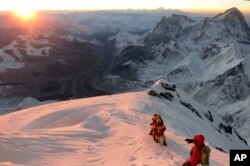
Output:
top-left (14, 8), bottom-right (36, 20)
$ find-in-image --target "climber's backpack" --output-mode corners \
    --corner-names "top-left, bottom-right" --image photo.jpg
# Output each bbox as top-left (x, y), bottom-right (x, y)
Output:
top-left (201, 146), bottom-right (211, 166)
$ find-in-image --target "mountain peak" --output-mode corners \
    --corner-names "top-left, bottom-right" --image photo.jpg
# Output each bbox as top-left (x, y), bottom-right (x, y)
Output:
top-left (145, 14), bottom-right (196, 45)
top-left (224, 7), bottom-right (245, 18)
top-left (170, 14), bottom-right (192, 19)
top-left (225, 7), bottom-right (241, 14)
top-left (158, 14), bottom-right (195, 24)
top-left (213, 7), bottom-right (244, 20)
top-left (156, 14), bottom-right (195, 29)
top-left (167, 14), bottom-right (196, 24)
top-left (213, 7), bottom-right (250, 33)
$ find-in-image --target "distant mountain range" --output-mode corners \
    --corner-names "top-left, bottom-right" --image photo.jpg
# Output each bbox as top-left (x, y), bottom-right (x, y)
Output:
top-left (105, 7), bottom-right (250, 143)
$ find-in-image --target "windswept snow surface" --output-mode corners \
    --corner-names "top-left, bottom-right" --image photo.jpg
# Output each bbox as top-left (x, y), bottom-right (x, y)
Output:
top-left (0, 81), bottom-right (247, 165)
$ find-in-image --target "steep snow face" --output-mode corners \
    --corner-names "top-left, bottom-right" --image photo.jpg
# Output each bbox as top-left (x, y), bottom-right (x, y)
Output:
top-left (0, 80), bottom-right (247, 165)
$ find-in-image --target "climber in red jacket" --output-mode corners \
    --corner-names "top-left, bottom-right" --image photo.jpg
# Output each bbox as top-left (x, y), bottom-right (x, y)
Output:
top-left (182, 134), bottom-right (205, 166)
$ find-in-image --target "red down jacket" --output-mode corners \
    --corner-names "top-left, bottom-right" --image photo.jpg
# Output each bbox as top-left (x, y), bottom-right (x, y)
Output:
top-left (187, 134), bottom-right (205, 166)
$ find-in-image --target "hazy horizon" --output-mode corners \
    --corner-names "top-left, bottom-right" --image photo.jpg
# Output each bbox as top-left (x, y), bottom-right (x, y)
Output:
top-left (0, 7), bottom-right (250, 16)
top-left (0, 0), bottom-right (249, 14)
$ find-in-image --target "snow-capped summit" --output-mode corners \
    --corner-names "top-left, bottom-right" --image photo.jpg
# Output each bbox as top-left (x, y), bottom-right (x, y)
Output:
top-left (214, 7), bottom-right (242, 18)
top-left (214, 7), bottom-right (249, 26)
top-left (188, 8), bottom-right (250, 45)
top-left (212, 7), bottom-right (250, 39)
top-left (153, 14), bottom-right (196, 35)
top-left (145, 14), bottom-right (196, 45)
top-left (143, 7), bottom-right (249, 47)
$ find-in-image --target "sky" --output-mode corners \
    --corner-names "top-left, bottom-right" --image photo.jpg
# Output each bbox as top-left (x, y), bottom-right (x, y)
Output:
top-left (0, 0), bottom-right (250, 14)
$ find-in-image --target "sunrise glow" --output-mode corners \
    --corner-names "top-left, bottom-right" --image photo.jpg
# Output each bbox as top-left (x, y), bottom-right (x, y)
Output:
top-left (14, 9), bottom-right (36, 20)
top-left (0, 0), bottom-right (249, 14)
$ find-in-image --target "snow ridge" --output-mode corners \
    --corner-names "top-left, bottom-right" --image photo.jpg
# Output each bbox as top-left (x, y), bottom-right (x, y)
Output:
top-left (0, 80), bottom-right (247, 165)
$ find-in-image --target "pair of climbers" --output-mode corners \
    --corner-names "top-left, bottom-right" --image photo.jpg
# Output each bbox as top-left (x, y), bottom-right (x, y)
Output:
top-left (149, 114), bottom-right (210, 166)
top-left (149, 114), bottom-right (167, 146)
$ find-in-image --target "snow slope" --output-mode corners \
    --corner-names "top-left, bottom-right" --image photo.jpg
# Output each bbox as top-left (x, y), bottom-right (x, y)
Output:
top-left (0, 80), bottom-right (247, 166)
